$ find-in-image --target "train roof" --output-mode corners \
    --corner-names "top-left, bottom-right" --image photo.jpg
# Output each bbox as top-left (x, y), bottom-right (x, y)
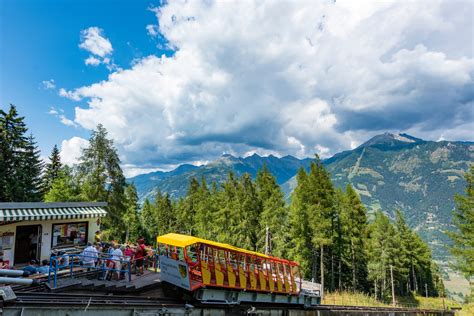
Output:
top-left (157, 233), bottom-right (299, 266)
top-left (157, 233), bottom-right (269, 258)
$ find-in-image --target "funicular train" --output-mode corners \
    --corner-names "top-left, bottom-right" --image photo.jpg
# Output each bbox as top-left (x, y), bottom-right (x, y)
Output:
top-left (157, 233), bottom-right (321, 306)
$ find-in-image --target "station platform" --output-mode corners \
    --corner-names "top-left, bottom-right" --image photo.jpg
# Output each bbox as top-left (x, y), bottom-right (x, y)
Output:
top-left (47, 269), bottom-right (162, 295)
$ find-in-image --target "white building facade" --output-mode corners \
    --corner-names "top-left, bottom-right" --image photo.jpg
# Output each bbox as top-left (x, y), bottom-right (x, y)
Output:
top-left (0, 202), bottom-right (107, 267)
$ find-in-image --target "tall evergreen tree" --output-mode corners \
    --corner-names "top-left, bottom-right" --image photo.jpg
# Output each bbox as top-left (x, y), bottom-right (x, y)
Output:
top-left (193, 177), bottom-right (216, 240)
top-left (176, 177), bottom-right (201, 234)
top-left (18, 134), bottom-right (43, 201)
top-left (41, 144), bottom-right (62, 196)
top-left (256, 164), bottom-right (288, 257)
top-left (394, 209), bottom-right (414, 295)
top-left (234, 173), bottom-right (261, 250)
top-left (341, 184), bottom-right (368, 292)
top-left (448, 165), bottom-right (474, 300)
top-left (0, 105), bottom-right (43, 201)
top-left (367, 211), bottom-right (399, 301)
top-left (78, 124), bottom-right (126, 238)
top-left (288, 168), bottom-right (313, 278)
top-left (215, 172), bottom-right (240, 245)
top-left (123, 184), bottom-right (140, 242)
top-left (155, 191), bottom-right (177, 238)
top-left (139, 198), bottom-right (156, 243)
top-left (306, 156), bottom-right (335, 292)
top-left (44, 166), bottom-right (82, 202)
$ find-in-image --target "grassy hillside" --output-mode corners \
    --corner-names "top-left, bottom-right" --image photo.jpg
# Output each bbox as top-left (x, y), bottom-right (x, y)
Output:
top-left (322, 291), bottom-right (462, 310)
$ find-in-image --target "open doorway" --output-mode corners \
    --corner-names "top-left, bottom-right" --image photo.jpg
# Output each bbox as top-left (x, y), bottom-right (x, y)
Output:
top-left (14, 225), bottom-right (41, 265)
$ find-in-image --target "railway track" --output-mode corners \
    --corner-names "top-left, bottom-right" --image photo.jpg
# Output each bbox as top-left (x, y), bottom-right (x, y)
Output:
top-left (2, 292), bottom-right (454, 315)
top-left (7, 292), bottom-right (184, 308)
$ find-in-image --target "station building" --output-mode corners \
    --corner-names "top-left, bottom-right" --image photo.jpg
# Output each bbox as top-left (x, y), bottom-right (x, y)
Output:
top-left (0, 202), bottom-right (107, 267)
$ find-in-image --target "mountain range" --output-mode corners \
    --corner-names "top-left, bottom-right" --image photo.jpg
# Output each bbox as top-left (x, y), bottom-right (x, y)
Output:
top-left (128, 133), bottom-right (474, 259)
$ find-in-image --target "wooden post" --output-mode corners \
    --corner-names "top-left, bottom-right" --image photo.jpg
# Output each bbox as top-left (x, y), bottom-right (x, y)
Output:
top-left (374, 279), bottom-right (377, 300)
top-left (425, 283), bottom-right (428, 298)
top-left (390, 265), bottom-right (395, 306)
top-left (320, 245), bottom-right (324, 299)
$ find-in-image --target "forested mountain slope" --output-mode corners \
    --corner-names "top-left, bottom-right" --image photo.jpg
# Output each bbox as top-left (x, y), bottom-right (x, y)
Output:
top-left (129, 154), bottom-right (312, 201)
top-left (282, 133), bottom-right (473, 258)
top-left (128, 133), bottom-right (473, 258)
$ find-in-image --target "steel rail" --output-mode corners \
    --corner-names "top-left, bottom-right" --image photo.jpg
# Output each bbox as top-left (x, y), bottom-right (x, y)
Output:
top-left (6, 292), bottom-right (452, 314)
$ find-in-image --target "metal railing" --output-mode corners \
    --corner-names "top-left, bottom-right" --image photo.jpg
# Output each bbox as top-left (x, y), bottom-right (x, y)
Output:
top-left (48, 253), bottom-right (132, 288)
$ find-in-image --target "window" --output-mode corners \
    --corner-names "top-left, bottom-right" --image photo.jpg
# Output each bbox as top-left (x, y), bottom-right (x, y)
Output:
top-left (51, 222), bottom-right (88, 248)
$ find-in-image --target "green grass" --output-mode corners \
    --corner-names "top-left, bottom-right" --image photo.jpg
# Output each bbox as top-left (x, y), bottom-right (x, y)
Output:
top-left (322, 291), bottom-right (463, 310)
top-left (457, 303), bottom-right (474, 316)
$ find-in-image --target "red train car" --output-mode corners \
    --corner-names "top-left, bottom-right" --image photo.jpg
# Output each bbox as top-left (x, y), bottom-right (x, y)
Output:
top-left (157, 233), bottom-right (320, 306)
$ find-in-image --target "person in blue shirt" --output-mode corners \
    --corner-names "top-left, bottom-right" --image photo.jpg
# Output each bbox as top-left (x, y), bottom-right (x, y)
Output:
top-left (22, 260), bottom-right (38, 275)
top-left (37, 260), bottom-right (50, 274)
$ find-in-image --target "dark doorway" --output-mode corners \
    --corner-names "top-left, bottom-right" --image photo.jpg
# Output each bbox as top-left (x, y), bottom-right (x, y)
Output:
top-left (14, 225), bottom-right (41, 265)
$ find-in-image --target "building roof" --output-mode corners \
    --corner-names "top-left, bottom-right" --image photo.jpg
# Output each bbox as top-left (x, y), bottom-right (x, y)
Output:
top-left (157, 232), bottom-right (271, 259)
top-left (0, 202), bottom-right (107, 222)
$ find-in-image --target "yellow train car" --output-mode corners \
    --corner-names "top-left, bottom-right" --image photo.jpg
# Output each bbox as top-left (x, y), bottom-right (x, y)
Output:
top-left (157, 233), bottom-right (320, 306)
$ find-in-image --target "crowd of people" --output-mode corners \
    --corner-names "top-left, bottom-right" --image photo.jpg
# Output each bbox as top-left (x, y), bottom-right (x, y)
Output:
top-left (78, 235), bottom-right (153, 280)
top-left (78, 238), bottom-right (148, 279)
top-left (21, 233), bottom-right (155, 281)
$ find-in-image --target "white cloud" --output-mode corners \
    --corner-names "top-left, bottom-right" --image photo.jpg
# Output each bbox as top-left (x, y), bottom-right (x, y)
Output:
top-left (48, 106), bottom-right (58, 115)
top-left (60, 137), bottom-right (89, 166)
top-left (59, 115), bottom-right (76, 127)
top-left (48, 106), bottom-right (77, 127)
top-left (79, 27), bottom-right (113, 57)
top-left (85, 56), bottom-right (101, 66)
top-left (59, 88), bottom-right (81, 101)
top-left (146, 24), bottom-right (159, 37)
top-left (64, 0), bottom-right (473, 168)
top-left (42, 79), bottom-right (56, 90)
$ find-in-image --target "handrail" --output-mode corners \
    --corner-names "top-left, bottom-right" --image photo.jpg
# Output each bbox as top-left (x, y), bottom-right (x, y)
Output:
top-left (48, 253), bottom-right (132, 288)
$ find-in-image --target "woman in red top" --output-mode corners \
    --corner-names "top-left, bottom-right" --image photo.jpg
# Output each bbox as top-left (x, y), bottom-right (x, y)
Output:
top-left (135, 239), bottom-right (145, 276)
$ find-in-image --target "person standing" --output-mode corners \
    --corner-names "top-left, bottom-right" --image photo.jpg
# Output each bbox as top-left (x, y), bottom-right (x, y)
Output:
top-left (29, 233), bottom-right (38, 259)
top-left (111, 244), bottom-right (123, 280)
top-left (135, 239), bottom-right (146, 276)
top-left (82, 242), bottom-right (98, 269)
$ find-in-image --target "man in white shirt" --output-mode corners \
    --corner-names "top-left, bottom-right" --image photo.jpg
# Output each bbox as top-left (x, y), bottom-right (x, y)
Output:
top-left (82, 242), bottom-right (98, 268)
top-left (111, 244), bottom-right (123, 280)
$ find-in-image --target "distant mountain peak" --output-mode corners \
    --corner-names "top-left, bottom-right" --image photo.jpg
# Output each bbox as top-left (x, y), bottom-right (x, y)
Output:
top-left (359, 132), bottom-right (424, 148)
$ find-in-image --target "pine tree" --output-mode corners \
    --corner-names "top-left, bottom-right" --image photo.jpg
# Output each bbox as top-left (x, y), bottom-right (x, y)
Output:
top-left (288, 168), bottom-right (313, 278)
top-left (0, 104), bottom-right (43, 201)
top-left (41, 144), bottom-right (62, 197)
top-left (367, 211), bottom-right (399, 300)
top-left (448, 165), bottom-right (474, 300)
top-left (123, 184), bottom-right (140, 243)
top-left (78, 124), bottom-right (126, 238)
top-left (193, 177), bottom-right (216, 240)
top-left (306, 156), bottom-right (335, 292)
top-left (139, 198), bottom-right (156, 243)
top-left (394, 209), bottom-right (413, 295)
top-left (176, 177), bottom-right (201, 234)
top-left (18, 134), bottom-right (43, 201)
top-left (234, 173), bottom-right (261, 250)
top-left (44, 166), bottom-right (82, 202)
top-left (341, 184), bottom-right (368, 292)
top-left (155, 191), bottom-right (177, 238)
top-left (215, 172), bottom-right (240, 245)
top-left (256, 164), bottom-right (288, 257)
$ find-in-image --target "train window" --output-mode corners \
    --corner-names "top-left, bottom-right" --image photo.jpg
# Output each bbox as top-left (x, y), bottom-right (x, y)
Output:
top-left (218, 249), bottom-right (226, 266)
top-left (228, 251), bottom-right (238, 268)
top-left (291, 265), bottom-right (301, 291)
top-left (186, 245), bottom-right (198, 263)
top-left (248, 257), bottom-right (255, 272)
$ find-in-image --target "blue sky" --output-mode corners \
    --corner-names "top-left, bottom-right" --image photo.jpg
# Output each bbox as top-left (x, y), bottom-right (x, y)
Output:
top-left (1, 0), bottom-right (169, 162)
top-left (1, 0), bottom-right (473, 176)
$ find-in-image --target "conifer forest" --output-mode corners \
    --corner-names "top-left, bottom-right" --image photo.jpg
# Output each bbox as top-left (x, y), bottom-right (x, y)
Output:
top-left (1, 104), bottom-right (473, 303)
